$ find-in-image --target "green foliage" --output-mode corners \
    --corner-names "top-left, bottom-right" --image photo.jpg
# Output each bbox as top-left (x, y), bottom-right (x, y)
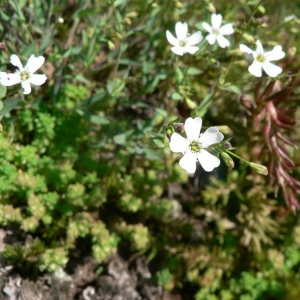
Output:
top-left (39, 247), bottom-right (69, 273)
top-left (154, 268), bottom-right (174, 291)
top-left (3, 239), bottom-right (45, 274)
top-left (91, 222), bottom-right (120, 263)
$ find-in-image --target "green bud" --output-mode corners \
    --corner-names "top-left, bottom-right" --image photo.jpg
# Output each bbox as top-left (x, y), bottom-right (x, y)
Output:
top-left (165, 126), bottom-right (174, 140)
top-left (216, 125), bottom-right (233, 135)
top-left (221, 152), bottom-right (234, 168)
top-left (185, 98), bottom-right (196, 109)
top-left (249, 162), bottom-right (268, 176)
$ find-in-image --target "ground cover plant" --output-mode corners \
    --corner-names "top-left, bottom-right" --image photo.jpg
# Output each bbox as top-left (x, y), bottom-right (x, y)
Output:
top-left (0, 0), bottom-right (300, 299)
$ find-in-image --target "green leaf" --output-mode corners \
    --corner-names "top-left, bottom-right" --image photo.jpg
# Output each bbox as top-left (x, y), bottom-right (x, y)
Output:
top-left (107, 79), bottom-right (126, 98)
top-left (113, 133), bottom-right (126, 145)
top-left (8, 0), bottom-right (25, 21)
top-left (79, 91), bottom-right (106, 107)
top-left (0, 85), bottom-right (7, 99)
top-left (76, 109), bottom-right (110, 124)
top-left (40, 30), bottom-right (53, 53)
top-left (187, 67), bottom-right (203, 75)
top-left (74, 8), bottom-right (97, 18)
top-left (171, 92), bottom-right (182, 101)
top-left (220, 84), bottom-right (242, 95)
top-left (175, 67), bottom-right (184, 83)
top-left (18, 0), bottom-right (27, 10)
top-left (142, 147), bottom-right (163, 160)
top-left (0, 98), bottom-right (20, 115)
top-left (148, 132), bottom-right (165, 148)
top-left (0, 101), bottom-right (3, 112)
top-left (86, 114), bottom-right (109, 125)
top-left (85, 32), bottom-right (97, 66)
top-left (23, 41), bottom-right (38, 57)
top-left (195, 88), bottom-right (215, 117)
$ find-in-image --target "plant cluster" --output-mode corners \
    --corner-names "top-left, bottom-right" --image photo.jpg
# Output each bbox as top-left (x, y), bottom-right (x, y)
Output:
top-left (0, 0), bottom-right (299, 299)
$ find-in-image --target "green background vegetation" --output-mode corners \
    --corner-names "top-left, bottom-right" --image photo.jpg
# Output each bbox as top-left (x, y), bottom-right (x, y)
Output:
top-left (0, 0), bottom-right (300, 298)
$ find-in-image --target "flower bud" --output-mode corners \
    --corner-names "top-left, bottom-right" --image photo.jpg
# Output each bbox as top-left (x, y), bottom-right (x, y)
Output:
top-left (165, 126), bottom-right (174, 140)
top-left (216, 125), bottom-right (232, 135)
top-left (224, 142), bottom-right (232, 149)
top-left (0, 42), bottom-right (6, 50)
top-left (108, 40), bottom-right (116, 50)
top-left (208, 3), bottom-right (216, 13)
top-left (249, 162), bottom-right (268, 176)
top-left (175, 1), bottom-right (183, 8)
top-left (175, 123), bottom-right (185, 134)
top-left (221, 152), bottom-right (234, 169)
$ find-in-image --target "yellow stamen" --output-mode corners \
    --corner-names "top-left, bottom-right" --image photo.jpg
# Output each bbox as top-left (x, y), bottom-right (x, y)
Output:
top-left (190, 141), bottom-right (201, 153)
top-left (19, 70), bottom-right (30, 81)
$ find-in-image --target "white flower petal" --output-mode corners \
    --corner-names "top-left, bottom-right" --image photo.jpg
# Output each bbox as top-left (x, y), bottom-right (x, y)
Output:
top-left (185, 46), bottom-right (199, 54)
top-left (217, 35), bottom-right (230, 48)
top-left (175, 22), bottom-right (188, 41)
top-left (212, 13), bottom-right (222, 29)
top-left (239, 44), bottom-right (255, 55)
top-left (0, 72), bottom-right (21, 86)
top-left (241, 41), bottom-right (284, 77)
top-left (171, 46), bottom-right (184, 56)
top-left (248, 60), bottom-right (263, 77)
top-left (219, 23), bottom-right (234, 35)
top-left (262, 62), bottom-right (283, 77)
top-left (202, 22), bottom-right (212, 33)
top-left (179, 152), bottom-right (197, 173)
top-left (265, 45), bottom-right (285, 61)
top-left (256, 40), bottom-right (264, 54)
top-left (10, 54), bottom-right (23, 69)
top-left (197, 149), bottom-right (220, 172)
top-left (166, 30), bottom-right (179, 47)
top-left (206, 33), bottom-right (217, 45)
top-left (21, 81), bottom-right (32, 94)
top-left (185, 117), bottom-right (202, 141)
top-left (170, 133), bottom-right (189, 153)
top-left (186, 31), bottom-right (202, 46)
top-left (25, 55), bottom-right (45, 74)
top-left (29, 74), bottom-right (47, 86)
top-left (199, 127), bottom-right (224, 148)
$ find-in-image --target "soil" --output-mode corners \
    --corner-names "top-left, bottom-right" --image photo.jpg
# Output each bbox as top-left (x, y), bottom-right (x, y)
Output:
top-left (0, 253), bottom-right (184, 300)
top-left (0, 231), bottom-right (182, 300)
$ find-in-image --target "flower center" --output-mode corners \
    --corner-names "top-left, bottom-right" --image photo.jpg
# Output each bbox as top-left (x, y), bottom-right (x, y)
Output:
top-left (256, 53), bottom-right (266, 63)
top-left (19, 70), bottom-right (30, 81)
top-left (179, 40), bottom-right (187, 47)
top-left (212, 28), bottom-right (219, 36)
top-left (189, 141), bottom-right (201, 153)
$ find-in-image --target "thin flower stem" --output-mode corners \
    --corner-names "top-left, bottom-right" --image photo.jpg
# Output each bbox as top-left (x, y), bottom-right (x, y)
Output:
top-left (4, 90), bottom-right (20, 99)
top-left (222, 0), bottom-right (265, 82)
top-left (225, 149), bottom-right (250, 164)
top-left (111, 0), bottom-right (129, 78)
top-left (12, 0), bottom-right (34, 43)
top-left (66, 1), bottom-right (91, 48)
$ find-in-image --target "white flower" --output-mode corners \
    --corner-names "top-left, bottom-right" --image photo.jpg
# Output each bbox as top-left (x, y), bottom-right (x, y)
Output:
top-left (170, 117), bottom-right (224, 173)
top-left (239, 40), bottom-right (285, 77)
top-left (202, 13), bottom-right (234, 48)
top-left (166, 22), bottom-right (203, 56)
top-left (0, 54), bottom-right (47, 94)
